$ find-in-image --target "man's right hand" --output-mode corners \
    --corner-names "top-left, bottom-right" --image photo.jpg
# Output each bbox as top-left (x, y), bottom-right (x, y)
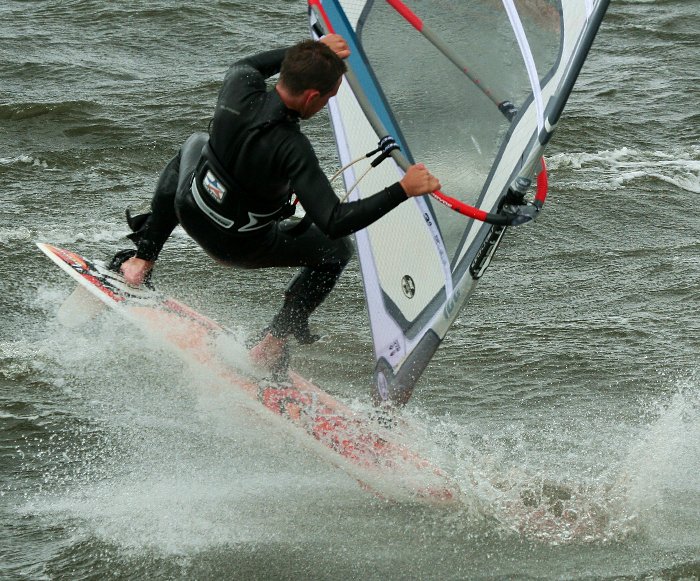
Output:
top-left (120, 256), bottom-right (155, 286)
top-left (399, 163), bottom-right (441, 197)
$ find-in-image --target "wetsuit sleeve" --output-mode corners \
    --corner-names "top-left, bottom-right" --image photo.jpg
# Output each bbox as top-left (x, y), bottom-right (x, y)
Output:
top-left (287, 135), bottom-right (408, 239)
top-left (226, 48), bottom-right (288, 82)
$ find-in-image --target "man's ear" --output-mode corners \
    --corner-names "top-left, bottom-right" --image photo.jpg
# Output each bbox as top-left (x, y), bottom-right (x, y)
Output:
top-left (299, 88), bottom-right (321, 117)
top-left (302, 88), bottom-right (321, 108)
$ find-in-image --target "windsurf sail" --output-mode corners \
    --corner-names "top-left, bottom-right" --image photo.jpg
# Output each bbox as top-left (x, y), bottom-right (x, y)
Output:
top-left (307, 0), bottom-right (610, 405)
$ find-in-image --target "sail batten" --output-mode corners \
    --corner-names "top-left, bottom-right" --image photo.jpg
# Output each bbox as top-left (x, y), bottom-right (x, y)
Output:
top-left (309, 0), bottom-right (610, 405)
top-left (503, 0), bottom-right (545, 133)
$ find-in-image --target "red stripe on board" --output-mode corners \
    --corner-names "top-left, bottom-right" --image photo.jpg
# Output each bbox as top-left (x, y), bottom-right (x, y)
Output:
top-left (162, 298), bottom-right (223, 332)
top-left (386, 0), bottom-right (424, 31)
top-left (85, 273), bottom-right (126, 303)
top-left (51, 246), bottom-right (89, 271)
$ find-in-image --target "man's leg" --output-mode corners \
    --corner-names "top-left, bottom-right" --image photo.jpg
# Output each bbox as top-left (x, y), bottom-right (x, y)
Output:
top-left (172, 188), bottom-right (354, 374)
top-left (118, 133), bottom-right (209, 285)
top-left (128, 152), bottom-right (182, 262)
top-left (269, 263), bottom-right (347, 343)
top-left (248, 224), bottom-right (353, 374)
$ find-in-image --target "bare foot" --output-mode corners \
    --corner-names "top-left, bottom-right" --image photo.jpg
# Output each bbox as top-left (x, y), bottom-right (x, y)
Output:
top-left (249, 332), bottom-right (287, 370)
top-left (120, 256), bottom-right (154, 286)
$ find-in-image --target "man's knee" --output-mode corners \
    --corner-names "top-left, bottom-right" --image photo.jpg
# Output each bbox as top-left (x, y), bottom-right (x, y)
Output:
top-left (180, 132), bottom-right (208, 156)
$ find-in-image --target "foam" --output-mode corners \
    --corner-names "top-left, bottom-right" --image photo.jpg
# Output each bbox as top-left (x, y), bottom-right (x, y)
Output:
top-left (548, 145), bottom-right (700, 193)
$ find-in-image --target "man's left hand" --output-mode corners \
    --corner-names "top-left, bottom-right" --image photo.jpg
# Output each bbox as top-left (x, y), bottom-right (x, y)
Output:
top-left (320, 34), bottom-right (351, 60)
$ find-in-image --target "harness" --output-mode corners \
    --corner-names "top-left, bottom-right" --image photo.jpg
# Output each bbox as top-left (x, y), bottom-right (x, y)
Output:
top-left (192, 140), bottom-right (295, 233)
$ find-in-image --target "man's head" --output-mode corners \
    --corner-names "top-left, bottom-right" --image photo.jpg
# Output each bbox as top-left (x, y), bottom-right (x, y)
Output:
top-left (278, 40), bottom-right (347, 119)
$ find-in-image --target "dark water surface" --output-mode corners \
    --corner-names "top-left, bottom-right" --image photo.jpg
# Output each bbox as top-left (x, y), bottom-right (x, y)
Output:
top-left (1, 1), bottom-right (698, 579)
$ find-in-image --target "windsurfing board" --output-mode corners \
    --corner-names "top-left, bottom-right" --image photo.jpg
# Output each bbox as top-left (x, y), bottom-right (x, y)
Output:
top-left (37, 242), bottom-right (461, 504)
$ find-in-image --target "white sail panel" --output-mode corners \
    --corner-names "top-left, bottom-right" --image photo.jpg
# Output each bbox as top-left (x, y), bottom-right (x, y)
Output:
top-left (309, 0), bottom-right (610, 404)
top-left (328, 72), bottom-right (450, 367)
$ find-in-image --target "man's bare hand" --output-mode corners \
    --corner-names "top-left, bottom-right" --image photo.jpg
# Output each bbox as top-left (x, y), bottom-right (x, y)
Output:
top-left (120, 256), bottom-right (155, 287)
top-left (320, 33), bottom-right (351, 60)
top-left (399, 163), bottom-right (441, 197)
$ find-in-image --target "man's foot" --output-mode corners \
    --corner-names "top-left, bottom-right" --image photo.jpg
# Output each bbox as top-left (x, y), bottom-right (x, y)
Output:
top-left (249, 332), bottom-right (290, 381)
top-left (293, 321), bottom-right (321, 345)
top-left (107, 249), bottom-right (136, 273)
top-left (107, 249), bottom-right (154, 288)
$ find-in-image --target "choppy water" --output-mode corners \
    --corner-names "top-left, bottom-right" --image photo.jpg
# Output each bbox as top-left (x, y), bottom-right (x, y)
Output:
top-left (1, 1), bottom-right (699, 579)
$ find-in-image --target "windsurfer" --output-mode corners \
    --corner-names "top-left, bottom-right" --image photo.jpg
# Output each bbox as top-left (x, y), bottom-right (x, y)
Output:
top-left (119, 34), bottom-right (440, 378)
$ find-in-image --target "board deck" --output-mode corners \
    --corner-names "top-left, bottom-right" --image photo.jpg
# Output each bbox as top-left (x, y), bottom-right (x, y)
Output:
top-left (37, 243), bottom-right (461, 504)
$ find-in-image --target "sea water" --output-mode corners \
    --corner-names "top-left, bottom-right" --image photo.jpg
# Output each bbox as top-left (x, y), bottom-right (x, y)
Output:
top-left (1, 1), bottom-right (698, 579)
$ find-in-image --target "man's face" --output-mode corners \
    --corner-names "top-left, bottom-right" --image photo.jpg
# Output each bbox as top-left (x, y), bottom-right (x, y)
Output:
top-left (300, 77), bottom-right (342, 119)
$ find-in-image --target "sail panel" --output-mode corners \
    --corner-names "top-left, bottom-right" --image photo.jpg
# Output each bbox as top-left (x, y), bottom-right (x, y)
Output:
top-left (310, 0), bottom-right (610, 404)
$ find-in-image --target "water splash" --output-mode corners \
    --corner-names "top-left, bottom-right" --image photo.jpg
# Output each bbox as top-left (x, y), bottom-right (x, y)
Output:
top-left (9, 304), bottom-right (364, 555)
top-left (621, 381), bottom-right (700, 549)
top-left (406, 382), bottom-right (696, 546)
top-left (423, 416), bottom-right (637, 545)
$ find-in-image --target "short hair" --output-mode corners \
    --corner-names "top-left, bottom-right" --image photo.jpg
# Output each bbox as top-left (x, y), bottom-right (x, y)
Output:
top-left (280, 40), bottom-right (347, 96)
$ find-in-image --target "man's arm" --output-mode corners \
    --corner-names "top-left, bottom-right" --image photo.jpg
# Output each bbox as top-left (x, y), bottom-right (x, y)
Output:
top-left (226, 47), bottom-right (288, 82)
top-left (289, 136), bottom-right (439, 239)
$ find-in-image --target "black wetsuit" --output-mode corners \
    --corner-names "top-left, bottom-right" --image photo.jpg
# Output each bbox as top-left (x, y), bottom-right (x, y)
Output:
top-left (131, 46), bottom-right (408, 341)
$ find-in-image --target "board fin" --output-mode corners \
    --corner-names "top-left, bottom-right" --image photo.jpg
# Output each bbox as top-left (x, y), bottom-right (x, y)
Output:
top-left (57, 284), bottom-right (106, 327)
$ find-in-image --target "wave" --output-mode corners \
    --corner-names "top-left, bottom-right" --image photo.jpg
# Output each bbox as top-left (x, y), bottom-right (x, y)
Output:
top-left (548, 146), bottom-right (700, 194)
top-left (0, 100), bottom-right (98, 121)
top-left (0, 225), bottom-right (133, 247)
top-left (32, 225), bottom-right (131, 248)
top-left (0, 226), bottom-right (33, 246)
top-left (0, 99), bottom-right (138, 144)
top-left (0, 155), bottom-right (49, 169)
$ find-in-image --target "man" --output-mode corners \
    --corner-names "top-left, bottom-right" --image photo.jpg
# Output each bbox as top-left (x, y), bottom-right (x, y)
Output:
top-left (119, 34), bottom-right (440, 377)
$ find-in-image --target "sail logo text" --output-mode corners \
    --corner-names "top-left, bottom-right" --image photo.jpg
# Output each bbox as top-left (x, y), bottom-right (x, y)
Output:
top-left (443, 288), bottom-right (462, 319)
top-left (388, 339), bottom-right (401, 358)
